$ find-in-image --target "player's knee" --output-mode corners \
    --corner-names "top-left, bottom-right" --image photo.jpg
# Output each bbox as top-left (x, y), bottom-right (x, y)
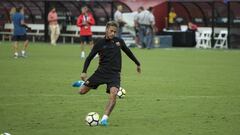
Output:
top-left (110, 87), bottom-right (118, 96)
top-left (79, 90), bottom-right (85, 95)
top-left (79, 88), bottom-right (86, 95)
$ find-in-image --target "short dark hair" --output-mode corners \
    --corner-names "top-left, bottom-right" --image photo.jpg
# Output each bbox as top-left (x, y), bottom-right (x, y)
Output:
top-left (139, 6), bottom-right (144, 10)
top-left (16, 7), bottom-right (21, 12)
top-left (148, 7), bottom-right (153, 12)
top-left (106, 21), bottom-right (119, 29)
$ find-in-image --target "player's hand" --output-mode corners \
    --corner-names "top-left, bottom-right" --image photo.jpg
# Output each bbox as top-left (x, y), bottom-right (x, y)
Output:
top-left (137, 66), bottom-right (141, 74)
top-left (80, 73), bottom-right (87, 81)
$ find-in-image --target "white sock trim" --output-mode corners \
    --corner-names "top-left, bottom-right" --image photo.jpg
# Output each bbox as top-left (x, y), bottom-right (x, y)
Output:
top-left (101, 115), bottom-right (108, 121)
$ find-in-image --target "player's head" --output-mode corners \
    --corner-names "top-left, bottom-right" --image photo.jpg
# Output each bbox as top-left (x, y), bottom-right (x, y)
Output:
top-left (105, 21), bottom-right (119, 39)
top-left (81, 6), bottom-right (88, 14)
top-left (138, 6), bottom-right (144, 12)
top-left (16, 7), bottom-right (21, 13)
top-left (51, 7), bottom-right (56, 12)
top-left (148, 7), bottom-right (153, 12)
top-left (117, 5), bottom-right (123, 12)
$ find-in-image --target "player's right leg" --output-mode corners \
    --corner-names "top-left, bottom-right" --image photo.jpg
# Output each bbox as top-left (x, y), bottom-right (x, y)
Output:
top-left (21, 35), bottom-right (29, 57)
top-left (79, 85), bottom-right (91, 95)
top-left (13, 40), bottom-right (19, 59)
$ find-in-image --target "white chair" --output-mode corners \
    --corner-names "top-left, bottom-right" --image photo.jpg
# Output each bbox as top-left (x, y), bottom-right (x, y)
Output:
top-left (214, 30), bottom-right (228, 49)
top-left (196, 30), bottom-right (212, 49)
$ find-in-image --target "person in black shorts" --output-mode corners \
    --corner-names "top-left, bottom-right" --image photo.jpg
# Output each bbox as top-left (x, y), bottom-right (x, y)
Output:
top-left (79, 21), bottom-right (141, 126)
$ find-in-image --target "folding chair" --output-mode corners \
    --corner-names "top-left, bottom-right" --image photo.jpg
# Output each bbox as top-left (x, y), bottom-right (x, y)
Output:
top-left (196, 30), bottom-right (212, 49)
top-left (214, 30), bottom-right (228, 49)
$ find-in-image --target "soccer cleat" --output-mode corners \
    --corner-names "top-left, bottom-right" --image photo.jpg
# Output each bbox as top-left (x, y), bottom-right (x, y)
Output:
top-left (100, 119), bottom-right (108, 126)
top-left (21, 50), bottom-right (26, 58)
top-left (14, 52), bottom-right (18, 59)
top-left (81, 51), bottom-right (85, 58)
top-left (72, 80), bottom-right (84, 87)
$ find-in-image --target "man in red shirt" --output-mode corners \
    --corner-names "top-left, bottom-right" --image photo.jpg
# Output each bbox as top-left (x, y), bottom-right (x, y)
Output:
top-left (77, 6), bottom-right (95, 58)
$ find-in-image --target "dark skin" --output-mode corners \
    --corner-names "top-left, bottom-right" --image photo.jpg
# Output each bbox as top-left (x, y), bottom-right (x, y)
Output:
top-left (79, 25), bottom-right (141, 116)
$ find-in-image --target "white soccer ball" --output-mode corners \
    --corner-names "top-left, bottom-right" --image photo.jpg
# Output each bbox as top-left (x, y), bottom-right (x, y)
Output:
top-left (117, 87), bottom-right (126, 98)
top-left (85, 112), bottom-right (100, 126)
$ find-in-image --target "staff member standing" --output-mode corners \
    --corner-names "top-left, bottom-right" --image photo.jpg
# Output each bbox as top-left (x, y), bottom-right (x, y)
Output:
top-left (48, 7), bottom-right (60, 46)
top-left (114, 5), bottom-right (126, 38)
top-left (77, 6), bottom-right (95, 58)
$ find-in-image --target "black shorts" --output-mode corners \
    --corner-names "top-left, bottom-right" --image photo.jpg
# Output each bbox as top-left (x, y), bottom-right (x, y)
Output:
top-left (12, 34), bottom-right (29, 41)
top-left (84, 71), bottom-right (120, 93)
top-left (80, 36), bottom-right (92, 44)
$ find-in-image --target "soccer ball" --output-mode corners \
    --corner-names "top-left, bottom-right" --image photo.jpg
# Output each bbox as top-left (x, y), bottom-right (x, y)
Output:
top-left (117, 87), bottom-right (126, 98)
top-left (85, 112), bottom-right (100, 126)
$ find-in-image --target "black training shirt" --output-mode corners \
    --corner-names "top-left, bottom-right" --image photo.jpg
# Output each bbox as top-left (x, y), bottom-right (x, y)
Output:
top-left (82, 37), bottom-right (140, 74)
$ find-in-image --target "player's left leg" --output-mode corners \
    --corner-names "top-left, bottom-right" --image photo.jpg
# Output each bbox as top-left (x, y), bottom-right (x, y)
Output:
top-left (100, 87), bottom-right (118, 126)
top-left (80, 40), bottom-right (86, 58)
top-left (13, 41), bottom-right (19, 58)
top-left (21, 39), bottom-right (29, 57)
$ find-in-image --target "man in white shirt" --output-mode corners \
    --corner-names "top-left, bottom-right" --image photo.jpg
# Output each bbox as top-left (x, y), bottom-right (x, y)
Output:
top-left (135, 6), bottom-right (155, 49)
top-left (114, 5), bottom-right (126, 38)
top-left (145, 7), bottom-right (156, 49)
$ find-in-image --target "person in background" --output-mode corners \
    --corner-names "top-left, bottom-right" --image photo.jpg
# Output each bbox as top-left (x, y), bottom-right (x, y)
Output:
top-left (168, 7), bottom-right (177, 30)
top-left (187, 21), bottom-right (198, 46)
top-left (114, 5), bottom-right (126, 38)
top-left (188, 22), bottom-right (198, 31)
top-left (134, 7), bottom-right (142, 48)
top-left (9, 7), bottom-right (16, 22)
top-left (145, 7), bottom-right (156, 49)
top-left (8, 7), bottom-right (16, 41)
top-left (11, 7), bottom-right (31, 58)
top-left (77, 6), bottom-right (95, 58)
top-left (135, 6), bottom-right (155, 49)
top-left (48, 7), bottom-right (60, 46)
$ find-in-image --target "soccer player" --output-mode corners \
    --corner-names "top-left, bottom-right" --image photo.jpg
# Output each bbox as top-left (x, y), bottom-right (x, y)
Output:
top-left (79, 21), bottom-right (141, 126)
top-left (12, 7), bottom-right (30, 58)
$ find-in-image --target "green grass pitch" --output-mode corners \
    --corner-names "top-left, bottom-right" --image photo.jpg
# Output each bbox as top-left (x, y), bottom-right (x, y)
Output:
top-left (0, 41), bottom-right (240, 135)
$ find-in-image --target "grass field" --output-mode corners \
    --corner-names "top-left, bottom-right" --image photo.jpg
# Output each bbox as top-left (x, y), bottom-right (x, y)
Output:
top-left (0, 41), bottom-right (240, 135)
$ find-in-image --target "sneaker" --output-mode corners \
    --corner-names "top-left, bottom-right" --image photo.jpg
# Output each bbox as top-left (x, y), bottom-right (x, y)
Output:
top-left (81, 51), bottom-right (85, 58)
top-left (72, 80), bottom-right (84, 87)
top-left (14, 52), bottom-right (18, 59)
top-left (21, 50), bottom-right (26, 58)
top-left (100, 119), bottom-right (108, 126)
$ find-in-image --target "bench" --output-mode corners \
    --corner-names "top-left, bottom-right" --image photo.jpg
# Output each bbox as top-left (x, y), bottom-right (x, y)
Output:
top-left (60, 25), bottom-right (106, 44)
top-left (60, 25), bottom-right (135, 46)
top-left (0, 23), bottom-right (44, 42)
top-left (0, 23), bottom-right (13, 41)
top-left (27, 24), bottom-right (44, 42)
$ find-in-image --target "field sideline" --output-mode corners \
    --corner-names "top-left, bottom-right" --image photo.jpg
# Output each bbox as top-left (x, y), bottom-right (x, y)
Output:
top-left (0, 41), bottom-right (240, 135)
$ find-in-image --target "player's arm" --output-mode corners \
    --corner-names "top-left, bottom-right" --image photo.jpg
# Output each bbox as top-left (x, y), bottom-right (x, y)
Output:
top-left (87, 14), bottom-right (95, 25)
top-left (76, 16), bottom-right (84, 27)
top-left (20, 15), bottom-right (31, 30)
top-left (120, 39), bottom-right (141, 73)
top-left (81, 42), bottom-right (100, 80)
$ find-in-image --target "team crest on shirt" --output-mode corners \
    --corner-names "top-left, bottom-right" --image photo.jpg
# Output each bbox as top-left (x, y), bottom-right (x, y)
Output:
top-left (85, 81), bottom-right (90, 84)
top-left (115, 42), bottom-right (121, 47)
